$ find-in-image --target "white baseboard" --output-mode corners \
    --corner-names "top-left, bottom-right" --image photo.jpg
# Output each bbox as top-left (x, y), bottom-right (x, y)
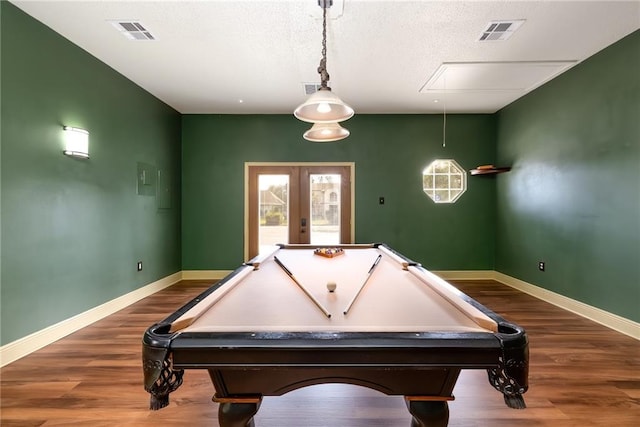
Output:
top-left (434, 270), bottom-right (638, 339)
top-left (181, 270), bottom-right (233, 280)
top-left (0, 272), bottom-right (182, 368)
top-left (493, 271), bottom-right (640, 340)
top-left (2, 269), bottom-right (637, 367)
top-left (433, 270), bottom-right (495, 280)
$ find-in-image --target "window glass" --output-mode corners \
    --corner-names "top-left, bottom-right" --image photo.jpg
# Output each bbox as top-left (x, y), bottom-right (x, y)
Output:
top-left (258, 175), bottom-right (289, 251)
top-left (422, 159), bottom-right (467, 203)
top-left (310, 174), bottom-right (340, 244)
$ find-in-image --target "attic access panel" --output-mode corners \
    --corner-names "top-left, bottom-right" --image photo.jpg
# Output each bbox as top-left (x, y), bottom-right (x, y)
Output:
top-left (420, 61), bottom-right (576, 94)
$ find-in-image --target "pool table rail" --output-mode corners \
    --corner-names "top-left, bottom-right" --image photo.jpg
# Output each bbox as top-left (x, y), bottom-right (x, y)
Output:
top-left (143, 316), bottom-right (528, 412)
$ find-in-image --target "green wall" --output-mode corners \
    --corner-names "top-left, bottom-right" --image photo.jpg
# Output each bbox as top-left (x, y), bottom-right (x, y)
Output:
top-left (182, 114), bottom-right (498, 271)
top-left (3, 1), bottom-right (636, 348)
top-left (0, 2), bottom-right (182, 345)
top-left (495, 30), bottom-right (640, 322)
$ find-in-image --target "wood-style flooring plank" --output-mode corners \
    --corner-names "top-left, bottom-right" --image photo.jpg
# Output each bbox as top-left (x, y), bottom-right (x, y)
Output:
top-left (1, 279), bottom-right (639, 426)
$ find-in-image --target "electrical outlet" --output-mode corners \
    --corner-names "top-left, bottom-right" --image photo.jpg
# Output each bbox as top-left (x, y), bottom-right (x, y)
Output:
top-left (137, 261), bottom-right (143, 271)
top-left (538, 261), bottom-right (545, 271)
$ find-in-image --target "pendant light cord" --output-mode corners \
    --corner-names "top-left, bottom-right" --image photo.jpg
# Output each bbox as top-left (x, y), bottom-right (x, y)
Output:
top-left (318, 1), bottom-right (330, 88)
top-left (442, 74), bottom-right (447, 148)
top-left (443, 99), bottom-right (446, 148)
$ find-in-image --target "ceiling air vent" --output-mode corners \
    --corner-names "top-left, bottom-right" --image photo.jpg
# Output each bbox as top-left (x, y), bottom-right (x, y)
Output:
top-left (478, 20), bottom-right (525, 41)
top-left (109, 21), bottom-right (155, 41)
top-left (303, 83), bottom-right (324, 95)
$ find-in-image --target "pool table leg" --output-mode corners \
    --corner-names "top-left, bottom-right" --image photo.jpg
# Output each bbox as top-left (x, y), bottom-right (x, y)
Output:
top-left (217, 398), bottom-right (262, 427)
top-left (405, 399), bottom-right (449, 427)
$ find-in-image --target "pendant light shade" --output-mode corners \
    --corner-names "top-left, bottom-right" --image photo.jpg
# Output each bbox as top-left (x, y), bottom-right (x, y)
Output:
top-left (294, 88), bottom-right (354, 124)
top-left (303, 122), bottom-right (350, 142)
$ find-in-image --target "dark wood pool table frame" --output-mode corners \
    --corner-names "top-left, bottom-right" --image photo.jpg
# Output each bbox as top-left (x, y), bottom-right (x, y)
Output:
top-left (143, 243), bottom-right (528, 427)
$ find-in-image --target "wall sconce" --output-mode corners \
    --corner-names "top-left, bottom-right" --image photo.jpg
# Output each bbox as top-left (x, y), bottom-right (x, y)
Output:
top-left (63, 126), bottom-right (89, 158)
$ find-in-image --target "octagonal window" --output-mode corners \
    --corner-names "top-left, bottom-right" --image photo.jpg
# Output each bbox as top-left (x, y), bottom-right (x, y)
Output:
top-left (422, 159), bottom-right (467, 203)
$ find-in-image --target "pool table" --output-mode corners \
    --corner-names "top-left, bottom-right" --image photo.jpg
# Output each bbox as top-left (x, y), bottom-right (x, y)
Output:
top-left (143, 243), bottom-right (528, 427)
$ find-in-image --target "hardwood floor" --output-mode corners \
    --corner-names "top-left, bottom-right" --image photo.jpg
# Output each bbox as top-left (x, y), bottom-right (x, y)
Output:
top-left (1, 279), bottom-right (639, 426)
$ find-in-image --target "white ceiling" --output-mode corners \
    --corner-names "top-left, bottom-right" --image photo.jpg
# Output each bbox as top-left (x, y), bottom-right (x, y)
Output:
top-left (11, 0), bottom-right (640, 114)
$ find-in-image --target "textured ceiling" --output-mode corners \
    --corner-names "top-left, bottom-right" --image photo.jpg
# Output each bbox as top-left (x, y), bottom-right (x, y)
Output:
top-left (11, 0), bottom-right (640, 114)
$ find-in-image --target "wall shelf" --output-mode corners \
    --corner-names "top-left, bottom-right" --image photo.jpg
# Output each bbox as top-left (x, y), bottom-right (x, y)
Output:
top-left (469, 167), bottom-right (511, 176)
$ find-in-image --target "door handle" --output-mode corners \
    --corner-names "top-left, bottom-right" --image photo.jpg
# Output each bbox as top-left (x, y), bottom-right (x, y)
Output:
top-left (301, 218), bottom-right (306, 233)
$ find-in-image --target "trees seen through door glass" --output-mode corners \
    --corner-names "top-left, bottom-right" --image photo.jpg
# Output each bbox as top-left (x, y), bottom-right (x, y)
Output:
top-left (258, 174), bottom-right (289, 252)
top-left (310, 174), bottom-right (340, 245)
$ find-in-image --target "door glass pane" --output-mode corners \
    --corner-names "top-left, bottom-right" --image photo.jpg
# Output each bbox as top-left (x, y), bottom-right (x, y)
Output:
top-left (310, 174), bottom-right (340, 245)
top-left (258, 175), bottom-right (289, 252)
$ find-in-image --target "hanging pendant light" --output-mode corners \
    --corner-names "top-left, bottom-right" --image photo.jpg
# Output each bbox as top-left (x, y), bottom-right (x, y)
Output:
top-left (295, 89), bottom-right (354, 124)
top-left (303, 122), bottom-right (350, 142)
top-left (294, 0), bottom-right (354, 127)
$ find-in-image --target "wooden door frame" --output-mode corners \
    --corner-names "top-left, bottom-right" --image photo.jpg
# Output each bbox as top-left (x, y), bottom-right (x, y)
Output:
top-left (244, 162), bottom-right (355, 261)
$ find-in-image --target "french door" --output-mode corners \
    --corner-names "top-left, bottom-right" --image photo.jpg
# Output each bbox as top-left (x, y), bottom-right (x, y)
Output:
top-left (246, 163), bottom-right (353, 259)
